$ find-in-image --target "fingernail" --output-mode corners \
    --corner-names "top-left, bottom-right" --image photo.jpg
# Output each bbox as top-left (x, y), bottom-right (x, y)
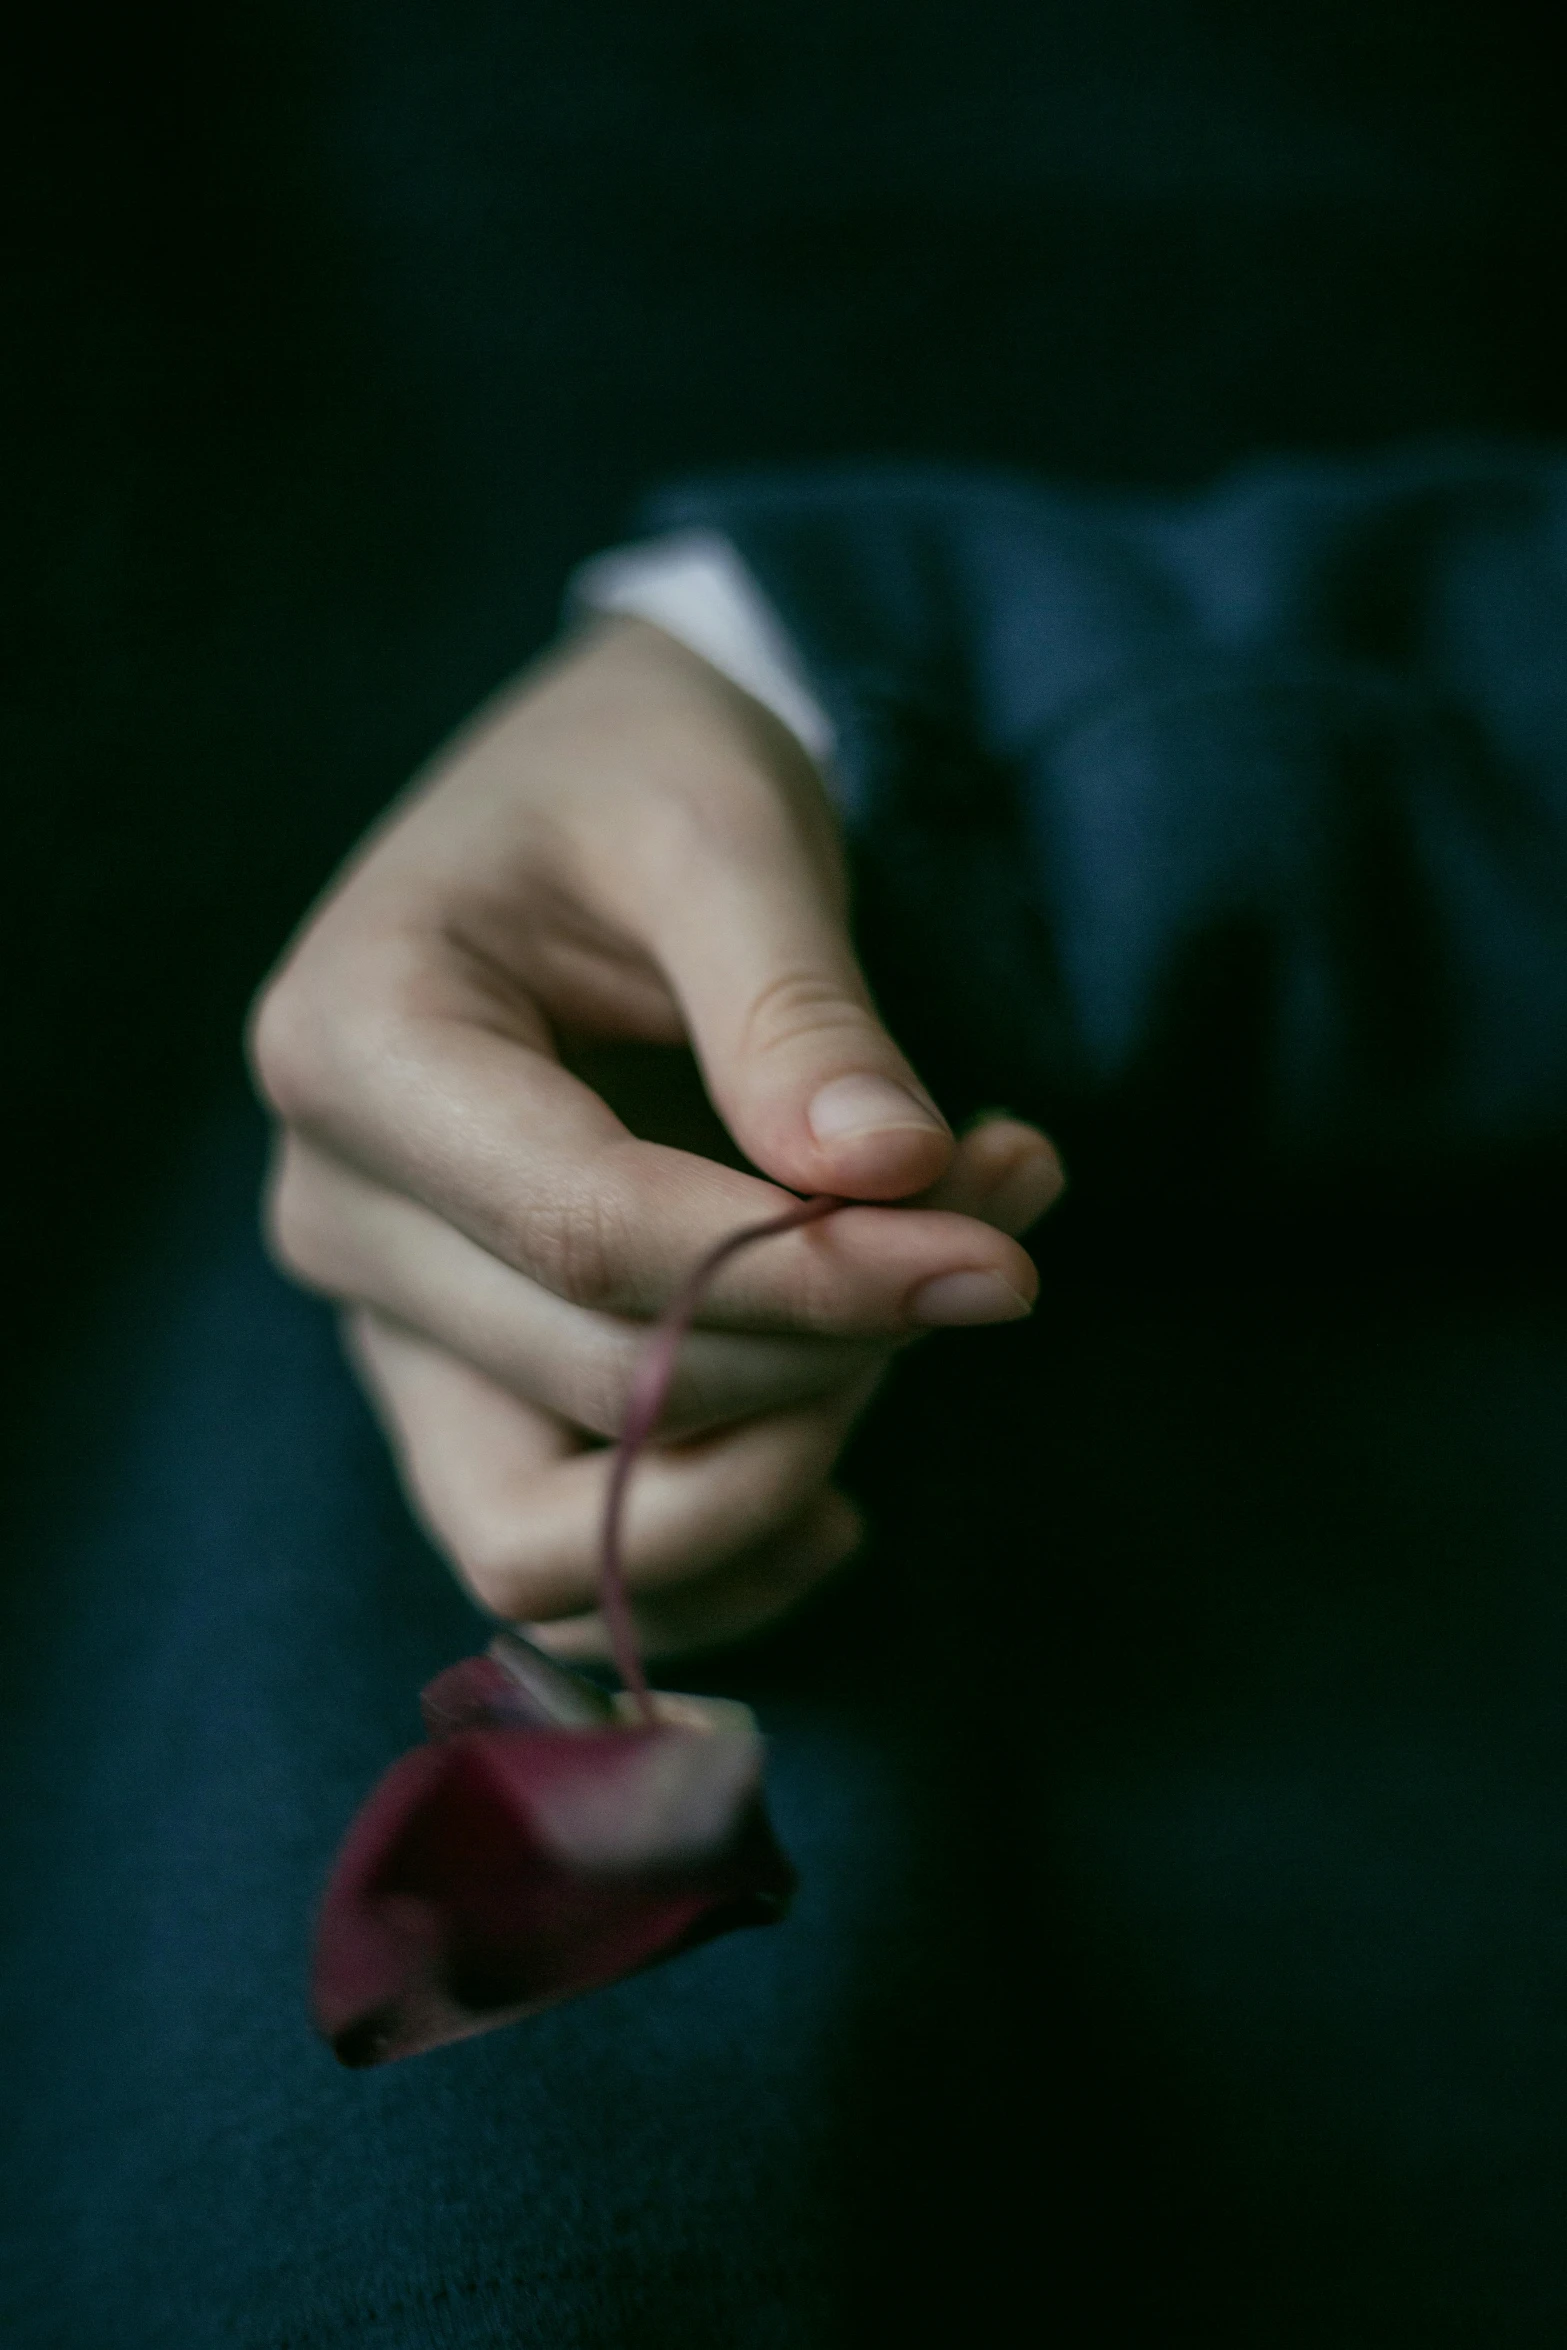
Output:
top-left (907, 1270), bottom-right (1034, 1327)
top-left (985, 1145), bottom-right (1067, 1231)
top-left (808, 1074), bottom-right (947, 1143)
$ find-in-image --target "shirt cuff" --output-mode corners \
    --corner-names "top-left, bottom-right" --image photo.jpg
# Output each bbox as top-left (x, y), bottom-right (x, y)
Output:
top-left (568, 528), bottom-right (838, 770)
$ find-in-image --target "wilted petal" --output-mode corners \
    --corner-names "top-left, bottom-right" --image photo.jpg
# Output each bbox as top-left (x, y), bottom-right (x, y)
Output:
top-left (312, 1706), bottom-right (795, 2068)
top-left (420, 1630), bottom-right (615, 1738)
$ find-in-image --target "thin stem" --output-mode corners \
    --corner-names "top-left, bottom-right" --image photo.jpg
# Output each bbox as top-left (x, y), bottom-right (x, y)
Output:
top-left (599, 1194), bottom-right (844, 1721)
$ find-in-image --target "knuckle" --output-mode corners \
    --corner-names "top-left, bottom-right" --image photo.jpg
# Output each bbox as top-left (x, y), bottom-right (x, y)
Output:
top-left (460, 1548), bottom-right (522, 1619)
top-left (247, 964), bottom-right (332, 1125)
top-left (249, 934), bottom-right (393, 1131)
top-left (516, 1183), bottom-right (629, 1312)
top-left (260, 1147), bottom-right (336, 1290)
top-left (737, 969), bottom-right (871, 1065)
top-left (458, 1523), bottom-right (554, 1622)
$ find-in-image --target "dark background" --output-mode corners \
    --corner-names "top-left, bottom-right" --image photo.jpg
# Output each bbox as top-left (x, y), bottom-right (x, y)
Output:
top-left (7, 0), bottom-right (1567, 1443)
top-left (8, 11), bottom-right (1567, 2342)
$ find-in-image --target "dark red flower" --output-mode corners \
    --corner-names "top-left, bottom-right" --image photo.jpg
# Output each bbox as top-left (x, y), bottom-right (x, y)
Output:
top-left (312, 1633), bottom-right (796, 2067)
top-left (312, 1196), bottom-right (835, 2067)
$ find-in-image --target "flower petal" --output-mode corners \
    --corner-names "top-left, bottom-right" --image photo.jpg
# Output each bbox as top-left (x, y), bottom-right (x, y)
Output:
top-left (312, 1718), bottom-right (795, 2067)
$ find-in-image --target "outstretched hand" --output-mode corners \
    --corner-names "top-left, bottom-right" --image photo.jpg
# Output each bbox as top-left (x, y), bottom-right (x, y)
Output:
top-left (249, 617), bottom-right (1064, 1659)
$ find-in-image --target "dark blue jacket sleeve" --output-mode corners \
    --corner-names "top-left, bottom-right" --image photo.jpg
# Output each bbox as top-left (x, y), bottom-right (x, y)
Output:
top-left (646, 446), bottom-right (1567, 1187)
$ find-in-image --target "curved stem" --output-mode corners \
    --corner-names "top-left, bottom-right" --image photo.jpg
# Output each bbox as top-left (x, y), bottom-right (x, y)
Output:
top-left (599, 1194), bottom-right (844, 1720)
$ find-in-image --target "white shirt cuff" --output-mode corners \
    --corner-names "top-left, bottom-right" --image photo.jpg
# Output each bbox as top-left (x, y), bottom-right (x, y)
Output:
top-left (569, 528), bottom-right (838, 769)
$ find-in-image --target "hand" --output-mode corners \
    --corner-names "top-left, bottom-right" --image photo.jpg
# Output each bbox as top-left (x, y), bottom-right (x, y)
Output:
top-left (248, 617), bottom-right (1064, 1660)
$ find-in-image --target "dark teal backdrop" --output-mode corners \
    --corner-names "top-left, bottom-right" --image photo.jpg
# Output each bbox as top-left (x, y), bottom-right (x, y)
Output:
top-left (7, 0), bottom-right (1567, 1409)
top-left (8, 10), bottom-right (1567, 2343)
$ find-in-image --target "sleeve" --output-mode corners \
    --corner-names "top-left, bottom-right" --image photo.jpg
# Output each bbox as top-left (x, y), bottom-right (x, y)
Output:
top-left (569, 529), bottom-right (839, 773)
top-left (633, 448), bottom-right (1567, 1193)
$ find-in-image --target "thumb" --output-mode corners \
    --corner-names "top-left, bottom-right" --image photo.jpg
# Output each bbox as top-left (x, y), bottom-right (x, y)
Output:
top-left (645, 792), bottom-right (954, 1201)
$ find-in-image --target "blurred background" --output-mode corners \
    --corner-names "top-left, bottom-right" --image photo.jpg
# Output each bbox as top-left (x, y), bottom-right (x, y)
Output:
top-left (9, 11), bottom-right (1567, 2341)
top-left (7, 0), bottom-right (1567, 1463)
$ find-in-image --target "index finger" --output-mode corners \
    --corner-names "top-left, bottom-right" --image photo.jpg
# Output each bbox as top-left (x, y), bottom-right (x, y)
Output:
top-left (252, 932), bottom-right (1039, 1337)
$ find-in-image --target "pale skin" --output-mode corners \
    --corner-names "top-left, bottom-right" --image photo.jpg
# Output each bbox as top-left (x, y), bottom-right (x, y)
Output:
top-left (248, 616), bottom-right (1065, 1662)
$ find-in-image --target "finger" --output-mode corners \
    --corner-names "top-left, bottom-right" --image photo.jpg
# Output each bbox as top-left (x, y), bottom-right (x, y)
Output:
top-left (346, 1309), bottom-right (880, 1623)
top-left (629, 760), bottom-right (956, 1204)
top-left (917, 1116), bottom-right (1067, 1237)
top-left (277, 1134), bottom-right (887, 1439)
top-left (345, 1306), bottom-right (580, 1546)
top-left (526, 1489), bottom-right (865, 1663)
top-left (260, 990), bottom-right (1041, 1329)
